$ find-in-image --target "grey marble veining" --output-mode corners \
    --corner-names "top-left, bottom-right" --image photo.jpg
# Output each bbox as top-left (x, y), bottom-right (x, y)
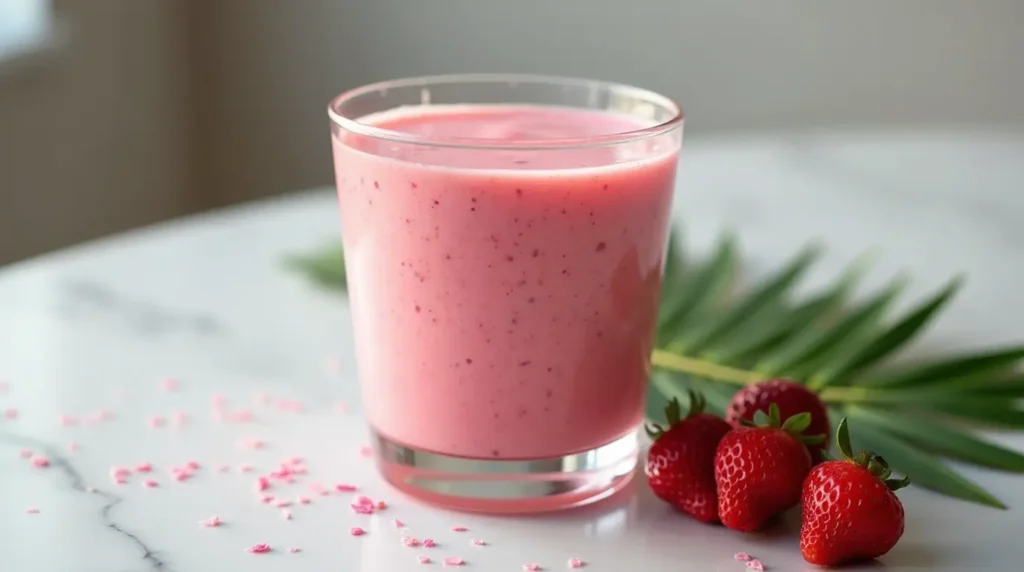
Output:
top-left (1, 131), bottom-right (1023, 571)
top-left (0, 431), bottom-right (170, 571)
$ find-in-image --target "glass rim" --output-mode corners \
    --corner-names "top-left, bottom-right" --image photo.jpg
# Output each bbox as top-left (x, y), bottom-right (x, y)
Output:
top-left (327, 73), bottom-right (684, 151)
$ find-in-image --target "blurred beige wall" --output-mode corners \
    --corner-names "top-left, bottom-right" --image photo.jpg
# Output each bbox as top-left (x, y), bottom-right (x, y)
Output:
top-left (190, 0), bottom-right (1024, 207)
top-left (0, 0), bottom-right (195, 264)
top-left (2, 0), bottom-right (1022, 264)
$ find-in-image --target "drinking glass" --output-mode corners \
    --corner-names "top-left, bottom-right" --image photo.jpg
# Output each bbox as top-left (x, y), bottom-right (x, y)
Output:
top-left (328, 74), bottom-right (683, 512)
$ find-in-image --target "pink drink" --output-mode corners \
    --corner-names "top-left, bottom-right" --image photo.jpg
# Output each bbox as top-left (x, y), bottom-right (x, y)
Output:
top-left (329, 76), bottom-right (682, 512)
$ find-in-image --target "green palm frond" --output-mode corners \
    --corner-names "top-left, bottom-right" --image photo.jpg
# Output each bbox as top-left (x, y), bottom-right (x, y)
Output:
top-left (287, 228), bottom-right (1024, 509)
top-left (651, 232), bottom-right (1024, 509)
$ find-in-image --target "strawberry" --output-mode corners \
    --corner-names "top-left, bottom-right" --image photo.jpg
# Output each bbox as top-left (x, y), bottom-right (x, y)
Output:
top-left (714, 403), bottom-right (822, 531)
top-left (800, 418), bottom-right (908, 567)
top-left (645, 391), bottom-right (732, 523)
top-left (725, 379), bottom-right (830, 462)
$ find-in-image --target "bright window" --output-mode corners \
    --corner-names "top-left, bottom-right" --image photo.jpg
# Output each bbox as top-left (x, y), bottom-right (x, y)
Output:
top-left (0, 0), bottom-right (51, 60)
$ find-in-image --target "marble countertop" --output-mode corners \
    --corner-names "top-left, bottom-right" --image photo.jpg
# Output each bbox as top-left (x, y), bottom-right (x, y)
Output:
top-left (2, 129), bottom-right (1023, 571)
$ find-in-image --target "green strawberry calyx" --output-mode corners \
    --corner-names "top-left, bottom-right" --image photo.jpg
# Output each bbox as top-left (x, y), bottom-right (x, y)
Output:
top-left (645, 390), bottom-right (707, 439)
top-left (739, 402), bottom-right (826, 447)
top-left (835, 417), bottom-right (911, 492)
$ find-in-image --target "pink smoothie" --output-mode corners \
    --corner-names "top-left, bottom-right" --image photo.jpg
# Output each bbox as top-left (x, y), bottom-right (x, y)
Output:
top-left (333, 105), bottom-right (678, 459)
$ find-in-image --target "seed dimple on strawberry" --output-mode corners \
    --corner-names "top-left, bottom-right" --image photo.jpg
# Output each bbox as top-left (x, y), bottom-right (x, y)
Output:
top-left (800, 418), bottom-right (908, 567)
top-left (645, 390), bottom-right (732, 523)
top-left (714, 403), bottom-right (820, 532)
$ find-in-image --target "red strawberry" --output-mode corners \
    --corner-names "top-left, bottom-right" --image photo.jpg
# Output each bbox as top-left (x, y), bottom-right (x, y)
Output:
top-left (645, 391), bottom-right (732, 523)
top-left (726, 379), bottom-right (830, 462)
top-left (714, 403), bottom-right (822, 531)
top-left (801, 418), bottom-right (908, 567)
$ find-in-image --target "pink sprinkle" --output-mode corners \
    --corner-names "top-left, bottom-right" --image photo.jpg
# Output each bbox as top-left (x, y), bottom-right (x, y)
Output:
top-left (376, 500), bottom-right (388, 510)
top-left (97, 409), bottom-right (113, 422)
top-left (350, 527), bottom-right (366, 537)
top-left (353, 495), bottom-right (374, 506)
top-left (423, 539), bottom-right (437, 548)
top-left (238, 463), bottom-right (253, 473)
top-left (335, 483), bottom-right (358, 492)
top-left (393, 519), bottom-right (405, 528)
top-left (359, 445), bottom-right (373, 458)
top-left (147, 416), bottom-right (165, 428)
top-left (568, 558), bottom-right (585, 569)
top-left (111, 466), bottom-right (131, 478)
top-left (297, 496), bottom-right (311, 504)
top-left (229, 409), bottom-right (254, 422)
top-left (281, 508), bottom-right (292, 521)
top-left (418, 555), bottom-right (432, 564)
top-left (259, 494), bottom-right (274, 503)
top-left (26, 507), bottom-right (39, 514)
top-left (135, 462), bottom-right (153, 473)
top-left (274, 499), bottom-right (291, 508)
top-left (451, 526), bottom-right (468, 532)
top-left (171, 411), bottom-right (188, 426)
top-left (247, 543), bottom-right (272, 554)
top-left (309, 482), bottom-right (328, 496)
top-left (172, 471), bottom-right (190, 482)
top-left (215, 464), bottom-right (230, 473)
top-left (0, 380), bottom-right (8, 392)
top-left (255, 476), bottom-right (270, 492)
top-left (160, 377), bottom-right (179, 391)
top-left (4, 407), bottom-right (18, 419)
top-left (30, 456), bottom-right (50, 468)
top-left (471, 538), bottom-right (486, 546)
top-left (143, 479), bottom-right (159, 488)
top-left (523, 565), bottom-right (541, 572)
top-left (68, 441), bottom-right (79, 452)
top-left (59, 414), bottom-right (79, 426)
top-left (276, 399), bottom-right (304, 413)
top-left (746, 560), bottom-right (764, 571)
top-left (287, 456), bottom-right (303, 465)
top-left (19, 449), bottom-right (32, 458)
top-left (735, 553), bottom-right (752, 562)
top-left (289, 547), bottom-right (301, 553)
top-left (211, 393), bottom-right (227, 407)
top-left (112, 475), bottom-right (128, 485)
top-left (200, 515), bottom-right (221, 527)
top-left (443, 557), bottom-right (465, 566)
top-left (185, 461), bottom-right (201, 470)
top-left (402, 536), bottom-right (421, 547)
top-left (269, 463), bottom-right (292, 479)
top-left (351, 504), bottom-right (374, 515)
top-left (239, 437), bottom-right (265, 450)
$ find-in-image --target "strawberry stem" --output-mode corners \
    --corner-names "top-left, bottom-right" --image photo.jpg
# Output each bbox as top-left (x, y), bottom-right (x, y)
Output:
top-left (833, 417), bottom-right (912, 490)
top-left (836, 417), bottom-right (855, 460)
top-left (646, 390), bottom-right (708, 439)
top-left (747, 403), bottom-right (825, 444)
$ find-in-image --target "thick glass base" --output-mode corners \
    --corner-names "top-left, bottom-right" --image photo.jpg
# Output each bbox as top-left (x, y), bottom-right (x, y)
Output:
top-left (371, 428), bottom-right (639, 514)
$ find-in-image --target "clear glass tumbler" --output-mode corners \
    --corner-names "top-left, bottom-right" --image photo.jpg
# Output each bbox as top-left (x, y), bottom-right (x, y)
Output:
top-left (328, 74), bottom-right (683, 512)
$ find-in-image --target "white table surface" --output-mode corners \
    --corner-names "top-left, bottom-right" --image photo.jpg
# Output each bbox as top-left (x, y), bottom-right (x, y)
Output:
top-left (1, 129), bottom-right (1023, 571)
